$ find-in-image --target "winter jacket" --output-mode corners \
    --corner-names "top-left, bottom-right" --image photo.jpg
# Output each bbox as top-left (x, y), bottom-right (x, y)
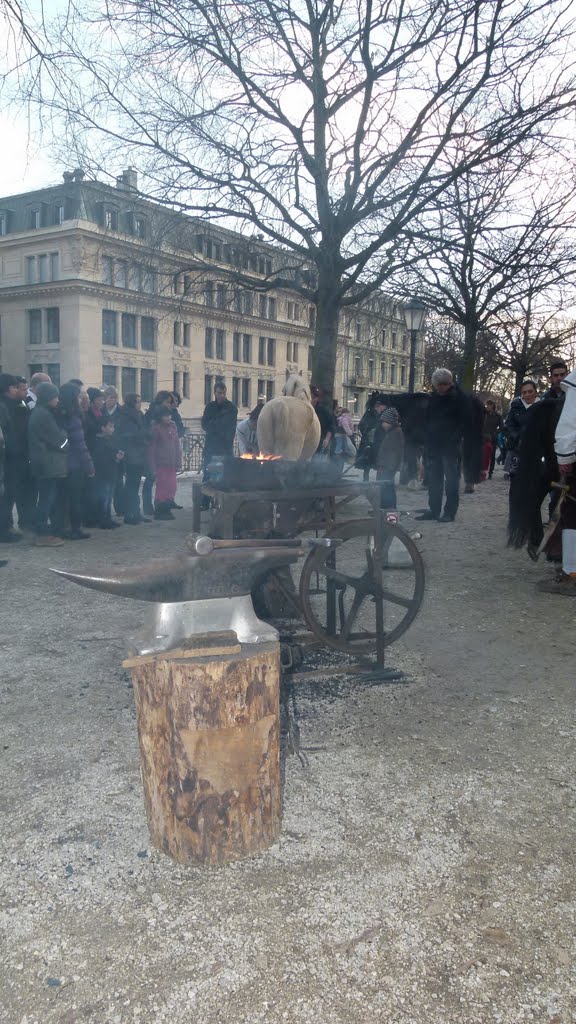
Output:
top-left (425, 386), bottom-right (470, 450)
top-left (148, 421), bottom-right (182, 474)
top-left (201, 398), bottom-right (237, 454)
top-left (115, 405), bottom-right (150, 469)
top-left (376, 425), bottom-right (404, 474)
top-left (336, 411), bottom-right (354, 437)
top-left (28, 404), bottom-right (68, 479)
top-left (85, 407), bottom-right (109, 454)
top-left (92, 434), bottom-right (119, 483)
top-left (60, 412), bottom-right (94, 475)
top-left (483, 410), bottom-right (503, 443)
top-left (0, 395), bottom-right (21, 461)
top-left (503, 397), bottom-right (535, 452)
top-left (555, 369), bottom-right (576, 467)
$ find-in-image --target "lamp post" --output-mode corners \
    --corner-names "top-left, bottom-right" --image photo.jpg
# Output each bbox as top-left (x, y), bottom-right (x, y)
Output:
top-left (402, 298), bottom-right (427, 393)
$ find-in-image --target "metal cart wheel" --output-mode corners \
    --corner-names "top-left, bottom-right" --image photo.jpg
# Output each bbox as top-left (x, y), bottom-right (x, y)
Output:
top-left (299, 517), bottom-right (425, 654)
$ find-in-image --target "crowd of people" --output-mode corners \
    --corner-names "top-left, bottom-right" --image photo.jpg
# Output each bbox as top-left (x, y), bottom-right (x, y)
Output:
top-left (0, 372), bottom-right (185, 548)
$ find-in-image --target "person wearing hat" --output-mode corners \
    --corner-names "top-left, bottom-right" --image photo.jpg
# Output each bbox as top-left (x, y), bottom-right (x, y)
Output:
top-left (28, 382), bottom-right (68, 546)
top-left (375, 406), bottom-right (404, 509)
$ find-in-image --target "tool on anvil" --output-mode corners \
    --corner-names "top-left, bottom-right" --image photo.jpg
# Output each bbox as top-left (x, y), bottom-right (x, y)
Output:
top-left (51, 536), bottom-right (302, 655)
top-left (186, 533), bottom-right (341, 555)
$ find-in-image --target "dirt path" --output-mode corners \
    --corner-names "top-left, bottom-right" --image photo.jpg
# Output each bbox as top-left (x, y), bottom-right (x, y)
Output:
top-left (1, 473), bottom-right (575, 1024)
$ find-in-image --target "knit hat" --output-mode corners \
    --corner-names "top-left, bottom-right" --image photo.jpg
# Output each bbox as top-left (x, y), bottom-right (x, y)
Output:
top-left (36, 382), bottom-right (59, 404)
top-left (381, 407), bottom-right (400, 426)
top-left (87, 387), bottom-right (104, 403)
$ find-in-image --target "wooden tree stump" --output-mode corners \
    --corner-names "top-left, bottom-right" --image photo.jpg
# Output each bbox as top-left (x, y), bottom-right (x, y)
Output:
top-left (124, 633), bottom-right (281, 866)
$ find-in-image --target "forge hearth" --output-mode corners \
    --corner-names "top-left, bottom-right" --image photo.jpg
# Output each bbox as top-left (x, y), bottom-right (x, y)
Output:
top-left (206, 454), bottom-right (343, 492)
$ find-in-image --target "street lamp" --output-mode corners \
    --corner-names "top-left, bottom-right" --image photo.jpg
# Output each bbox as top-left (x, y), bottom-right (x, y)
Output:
top-left (402, 297), bottom-right (427, 393)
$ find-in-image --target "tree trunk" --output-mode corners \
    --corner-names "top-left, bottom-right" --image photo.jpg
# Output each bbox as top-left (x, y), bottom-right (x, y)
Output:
top-left (125, 637), bottom-right (281, 865)
top-left (461, 320), bottom-right (477, 391)
top-left (311, 269), bottom-right (342, 402)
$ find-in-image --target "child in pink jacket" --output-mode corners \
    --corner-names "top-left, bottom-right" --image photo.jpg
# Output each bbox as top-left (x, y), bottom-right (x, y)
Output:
top-left (148, 407), bottom-right (182, 519)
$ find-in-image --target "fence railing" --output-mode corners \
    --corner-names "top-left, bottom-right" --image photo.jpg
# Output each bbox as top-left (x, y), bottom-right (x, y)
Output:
top-left (181, 432), bottom-right (241, 472)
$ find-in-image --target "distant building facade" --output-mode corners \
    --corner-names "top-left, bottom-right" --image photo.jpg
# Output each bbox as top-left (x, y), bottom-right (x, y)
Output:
top-left (0, 169), bottom-right (424, 421)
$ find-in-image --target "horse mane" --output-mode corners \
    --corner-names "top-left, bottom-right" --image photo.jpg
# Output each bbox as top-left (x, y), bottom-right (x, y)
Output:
top-left (282, 373), bottom-right (311, 401)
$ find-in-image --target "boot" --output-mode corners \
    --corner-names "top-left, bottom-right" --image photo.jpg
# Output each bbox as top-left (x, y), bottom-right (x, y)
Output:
top-left (35, 534), bottom-right (65, 547)
top-left (154, 502), bottom-right (175, 521)
top-left (464, 483), bottom-right (475, 494)
top-left (536, 572), bottom-right (576, 595)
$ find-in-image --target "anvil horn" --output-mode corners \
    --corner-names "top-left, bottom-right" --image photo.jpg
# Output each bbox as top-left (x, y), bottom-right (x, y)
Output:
top-left (50, 556), bottom-right (194, 603)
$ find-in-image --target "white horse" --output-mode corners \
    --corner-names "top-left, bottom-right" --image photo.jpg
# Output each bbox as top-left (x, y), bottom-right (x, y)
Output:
top-left (257, 374), bottom-right (320, 460)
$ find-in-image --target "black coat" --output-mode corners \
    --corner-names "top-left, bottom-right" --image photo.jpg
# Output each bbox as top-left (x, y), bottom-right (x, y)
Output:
top-left (28, 403), bottom-right (68, 479)
top-left (425, 386), bottom-right (470, 450)
top-left (503, 398), bottom-right (532, 451)
top-left (92, 434), bottom-right (119, 483)
top-left (115, 406), bottom-right (149, 469)
top-left (201, 398), bottom-right (237, 454)
top-left (508, 396), bottom-right (562, 548)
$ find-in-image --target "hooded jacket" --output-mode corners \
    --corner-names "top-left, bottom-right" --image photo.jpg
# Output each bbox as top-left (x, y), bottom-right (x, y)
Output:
top-left (28, 400), bottom-right (68, 479)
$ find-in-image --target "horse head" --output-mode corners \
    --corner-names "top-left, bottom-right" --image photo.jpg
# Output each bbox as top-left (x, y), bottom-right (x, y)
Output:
top-left (282, 373), bottom-right (310, 402)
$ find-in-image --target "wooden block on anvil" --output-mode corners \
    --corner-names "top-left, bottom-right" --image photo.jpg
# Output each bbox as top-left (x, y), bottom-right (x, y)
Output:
top-left (122, 630), bottom-right (241, 668)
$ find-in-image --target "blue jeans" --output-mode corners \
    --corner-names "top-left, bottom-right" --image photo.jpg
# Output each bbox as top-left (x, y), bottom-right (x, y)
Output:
top-left (95, 479), bottom-right (114, 523)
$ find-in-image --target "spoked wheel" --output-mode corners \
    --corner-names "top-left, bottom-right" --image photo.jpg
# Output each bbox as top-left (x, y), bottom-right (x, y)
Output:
top-left (299, 517), bottom-right (425, 654)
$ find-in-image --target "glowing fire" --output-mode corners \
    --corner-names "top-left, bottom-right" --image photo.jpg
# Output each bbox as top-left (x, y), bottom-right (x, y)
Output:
top-left (239, 452), bottom-right (283, 461)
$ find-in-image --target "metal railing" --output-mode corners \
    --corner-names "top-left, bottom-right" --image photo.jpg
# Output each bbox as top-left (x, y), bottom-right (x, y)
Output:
top-left (181, 432), bottom-right (240, 472)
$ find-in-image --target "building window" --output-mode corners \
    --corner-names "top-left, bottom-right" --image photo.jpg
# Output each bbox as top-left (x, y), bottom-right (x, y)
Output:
top-left (183, 274), bottom-right (192, 295)
top-left (46, 363), bottom-right (60, 387)
top-left (46, 308), bottom-right (60, 344)
top-left (30, 208), bottom-right (40, 229)
top-left (141, 317), bottom-right (156, 352)
top-left (50, 253), bottom-right (59, 281)
top-left (268, 297), bottom-right (277, 320)
top-left (173, 371), bottom-right (181, 395)
top-left (26, 257), bottom-right (36, 285)
top-left (243, 292), bottom-right (253, 316)
top-left (355, 321), bottom-right (362, 342)
top-left (54, 204), bottom-right (65, 225)
top-left (134, 216), bottom-right (146, 239)
top-left (380, 360), bottom-right (386, 383)
top-left (142, 269), bottom-right (156, 294)
top-left (257, 377), bottom-right (266, 398)
top-left (102, 310), bottom-right (118, 346)
top-left (121, 366), bottom-right (137, 397)
top-left (368, 359), bottom-right (374, 382)
top-left (205, 281), bottom-right (215, 307)
top-left (104, 208), bottom-right (119, 231)
top-left (205, 327), bottom-right (214, 358)
top-left (286, 341), bottom-right (292, 362)
top-left (140, 368), bottom-right (155, 403)
top-left (400, 363), bottom-right (406, 386)
top-left (232, 377), bottom-right (240, 407)
top-left (309, 306), bottom-right (316, 328)
top-left (258, 336), bottom-right (266, 365)
top-left (183, 371), bottom-right (190, 399)
top-left (102, 256), bottom-right (113, 285)
top-left (102, 364), bottom-right (118, 388)
top-left (115, 260), bottom-right (128, 289)
top-left (242, 333), bottom-right (251, 363)
top-left (390, 362), bottom-right (397, 385)
top-left (381, 329), bottom-right (386, 346)
top-left (173, 321), bottom-right (181, 346)
top-left (241, 378), bottom-right (250, 407)
top-left (391, 332), bottom-right (397, 350)
top-left (267, 337), bottom-right (276, 367)
top-left (204, 375), bottom-right (213, 405)
top-left (216, 329), bottom-right (225, 360)
top-left (29, 363), bottom-right (43, 376)
top-left (216, 284), bottom-right (226, 309)
top-left (0, 213), bottom-right (8, 235)
top-left (183, 323), bottom-right (191, 348)
top-left (402, 334), bottom-right (408, 352)
top-left (37, 254), bottom-right (48, 283)
top-left (233, 331), bottom-right (241, 362)
top-left (121, 313), bottom-right (137, 349)
top-left (130, 264), bottom-right (142, 291)
top-left (354, 354), bottom-right (361, 377)
top-left (234, 289), bottom-right (242, 314)
top-left (266, 380), bottom-right (274, 401)
top-left (259, 294), bottom-right (267, 318)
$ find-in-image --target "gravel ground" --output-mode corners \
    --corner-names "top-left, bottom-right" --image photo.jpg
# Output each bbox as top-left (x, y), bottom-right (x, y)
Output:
top-left (1, 472), bottom-right (575, 1024)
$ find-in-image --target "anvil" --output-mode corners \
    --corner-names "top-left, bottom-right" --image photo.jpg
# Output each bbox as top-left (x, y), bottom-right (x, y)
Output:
top-left (52, 536), bottom-right (301, 655)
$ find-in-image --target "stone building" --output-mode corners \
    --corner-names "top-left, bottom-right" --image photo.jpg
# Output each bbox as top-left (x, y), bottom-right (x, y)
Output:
top-left (0, 169), bottom-right (424, 421)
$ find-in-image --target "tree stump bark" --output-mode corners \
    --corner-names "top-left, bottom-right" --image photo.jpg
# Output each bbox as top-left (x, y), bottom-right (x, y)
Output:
top-left (124, 635), bottom-right (281, 865)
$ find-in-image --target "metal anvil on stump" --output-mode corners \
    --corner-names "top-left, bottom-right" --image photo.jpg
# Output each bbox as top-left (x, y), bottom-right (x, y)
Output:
top-left (53, 536), bottom-right (301, 866)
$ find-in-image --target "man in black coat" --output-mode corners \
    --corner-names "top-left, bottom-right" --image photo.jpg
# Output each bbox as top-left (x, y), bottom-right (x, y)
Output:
top-left (417, 368), bottom-right (470, 523)
top-left (201, 382), bottom-right (237, 479)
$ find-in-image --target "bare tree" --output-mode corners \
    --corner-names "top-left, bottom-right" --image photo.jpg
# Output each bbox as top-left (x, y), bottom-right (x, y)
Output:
top-left (398, 147), bottom-right (576, 389)
top-left (486, 295), bottom-right (575, 393)
top-left (21, 0), bottom-right (576, 398)
top-left (423, 314), bottom-right (504, 393)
